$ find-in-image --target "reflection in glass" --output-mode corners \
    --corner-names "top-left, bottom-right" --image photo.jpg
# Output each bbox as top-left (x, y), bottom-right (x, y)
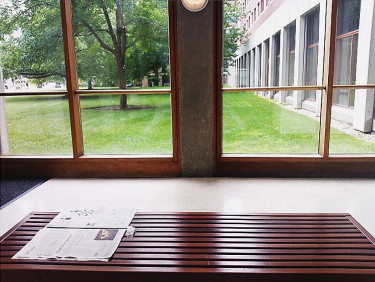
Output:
top-left (3, 95), bottom-right (72, 156)
top-left (80, 94), bottom-right (172, 155)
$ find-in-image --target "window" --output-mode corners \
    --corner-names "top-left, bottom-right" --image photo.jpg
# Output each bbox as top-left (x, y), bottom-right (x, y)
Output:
top-left (330, 0), bottom-right (374, 154)
top-left (0, 0), bottom-right (71, 156)
top-left (287, 23), bottom-right (296, 95)
top-left (1, 0), bottom-right (178, 176)
top-left (264, 39), bottom-right (270, 87)
top-left (304, 8), bottom-right (320, 101)
top-left (221, 0), bottom-right (374, 165)
top-left (333, 0), bottom-right (361, 107)
top-left (273, 32), bottom-right (280, 87)
top-left (257, 44), bottom-right (262, 87)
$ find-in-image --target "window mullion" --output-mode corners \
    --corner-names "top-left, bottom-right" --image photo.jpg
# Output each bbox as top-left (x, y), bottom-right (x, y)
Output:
top-left (319, 0), bottom-right (338, 158)
top-left (60, 0), bottom-right (84, 158)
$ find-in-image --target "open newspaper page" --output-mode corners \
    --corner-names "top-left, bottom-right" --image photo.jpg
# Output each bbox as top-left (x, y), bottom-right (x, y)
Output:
top-left (46, 207), bottom-right (136, 228)
top-left (12, 228), bottom-right (126, 262)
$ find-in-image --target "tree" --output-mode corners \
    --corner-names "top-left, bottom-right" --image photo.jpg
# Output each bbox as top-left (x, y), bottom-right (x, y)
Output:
top-left (223, 0), bottom-right (246, 72)
top-left (0, 0), bottom-right (66, 84)
top-left (72, 0), bottom-right (168, 109)
top-left (1, 0), bottom-right (243, 105)
top-left (0, 0), bottom-right (169, 109)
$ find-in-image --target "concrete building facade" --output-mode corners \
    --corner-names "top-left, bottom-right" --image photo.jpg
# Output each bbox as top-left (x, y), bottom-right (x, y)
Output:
top-left (227, 0), bottom-right (375, 133)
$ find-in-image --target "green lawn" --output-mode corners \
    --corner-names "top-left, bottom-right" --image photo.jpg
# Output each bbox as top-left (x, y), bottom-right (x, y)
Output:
top-left (3, 91), bottom-right (375, 155)
top-left (80, 94), bottom-right (172, 154)
top-left (223, 92), bottom-right (375, 154)
top-left (4, 94), bottom-right (172, 155)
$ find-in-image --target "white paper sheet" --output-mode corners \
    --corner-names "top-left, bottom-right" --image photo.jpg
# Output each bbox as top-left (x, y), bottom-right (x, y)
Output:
top-left (12, 228), bottom-right (126, 262)
top-left (46, 207), bottom-right (136, 229)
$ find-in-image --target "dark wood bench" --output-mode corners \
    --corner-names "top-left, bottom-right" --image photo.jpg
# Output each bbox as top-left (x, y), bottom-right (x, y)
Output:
top-left (1, 212), bottom-right (375, 282)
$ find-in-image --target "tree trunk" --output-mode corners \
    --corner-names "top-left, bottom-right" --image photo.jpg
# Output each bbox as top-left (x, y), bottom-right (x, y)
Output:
top-left (88, 79), bottom-right (93, 90)
top-left (117, 58), bottom-right (127, 110)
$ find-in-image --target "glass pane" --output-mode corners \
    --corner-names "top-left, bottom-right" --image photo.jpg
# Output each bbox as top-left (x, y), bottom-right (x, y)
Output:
top-left (273, 33), bottom-right (280, 86)
top-left (304, 46), bottom-right (318, 100)
top-left (223, 0), bottom-right (326, 155)
top-left (333, 89), bottom-right (353, 107)
top-left (80, 94), bottom-right (172, 155)
top-left (289, 24), bottom-right (296, 52)
top-left (287, 52), bottom-right (295, 96)
top-left (334, 37), bottom-right (352, 85)
top-left (0, 0), bottom-right (66, 92)
top-left (223, 91), bottom-right (320, 154)
top-left (2, 95), bottom-right (72, 156)
top-left (337, 0), bottom-right (361, 36)
top-left (306, 9), bottom-right (320, 45)
top-left (224, 2), bottom-right (325, 92)
top-left (334, 0), bottom-right (363, 88)
top-left (288, 53), bottom-right (295, 87)
top-left (330, 94), bottom-right (375, 154)
top-left (72, 0), bottom-right (170, 93)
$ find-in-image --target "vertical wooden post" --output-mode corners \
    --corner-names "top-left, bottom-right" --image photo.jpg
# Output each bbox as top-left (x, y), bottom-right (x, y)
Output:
top-left (319, 0), bottom-right (338, 158)
top-left (60, 0), bottom-right (83, 158)
top-left (168, 0), bottom-right (180, 164)
top-left (215, 0), bottom-right (223, 170)
top-left (0, 67), bottom-right (10, 155)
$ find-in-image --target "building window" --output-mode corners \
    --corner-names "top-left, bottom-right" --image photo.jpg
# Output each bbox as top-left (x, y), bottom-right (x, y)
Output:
top-left (304, 8), bottom-right (320, 101)
top-left (264, 39), bottom-right (270, 87)
top-left (258, 44), bottom-right (262, 87)
top-left (333, 0), bottom-right (361, 108)
top-left (287, 23), bottom-right (296, 95)
top-left (273, 32), bottom-right (281, 87)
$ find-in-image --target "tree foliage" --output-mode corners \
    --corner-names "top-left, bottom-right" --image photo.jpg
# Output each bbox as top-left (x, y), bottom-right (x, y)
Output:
top-left (223, 0), bottom-right (246, 71)
top-left (1, 0), bottom-right (244, 102)
top-left (0, 0), bottom-right (169, 108)
top-left (0, 0), bottom-right (65, 82)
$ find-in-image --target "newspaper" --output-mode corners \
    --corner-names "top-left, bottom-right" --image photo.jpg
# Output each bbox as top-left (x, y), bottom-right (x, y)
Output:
top-left (47, 207), bottom-right (136, 229)
top-left (12, 227), bottom-right (126, 262)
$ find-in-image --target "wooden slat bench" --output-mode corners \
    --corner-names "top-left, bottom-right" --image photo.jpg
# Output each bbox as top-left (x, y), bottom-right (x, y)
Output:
top-left (1, 212), bottom-right (374, 282)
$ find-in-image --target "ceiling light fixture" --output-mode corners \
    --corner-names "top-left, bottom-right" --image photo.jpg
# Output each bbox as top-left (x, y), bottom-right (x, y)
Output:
top-left (181, 0), bottom-right (209, 12)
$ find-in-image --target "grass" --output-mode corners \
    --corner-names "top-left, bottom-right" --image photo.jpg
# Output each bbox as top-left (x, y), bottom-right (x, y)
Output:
top-left (4, 93), bottom-right (172, 155)
top-left (223, 92), bottom-right (375, 154)
top-left (3, 91), bottom-right (375, 155)
top-left (80, 94), bottom-right (172, 154)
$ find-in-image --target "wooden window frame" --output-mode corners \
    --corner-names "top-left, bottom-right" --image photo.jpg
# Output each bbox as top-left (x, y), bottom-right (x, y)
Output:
top-left (0, 0), bottom-right (180, 178)
top-left (215, 0), bottom-right (375, 177)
